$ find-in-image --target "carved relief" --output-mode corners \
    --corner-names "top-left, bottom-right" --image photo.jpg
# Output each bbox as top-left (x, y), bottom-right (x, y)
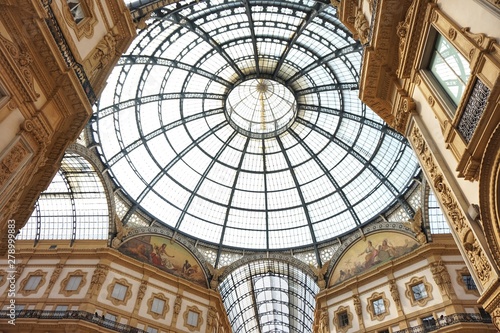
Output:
top-left (48, 263), bottom-right (64, 289)
top-left (207, 306), bottom-right (218, 333)
top-left (430, 261), bottom-right (452, 297)
top-left (0, 142), bottom-right (29, 189)
top-left (317, 308), bottom-right (329, 333)
top-left (90, 264), bottom-right (108, 292)
top-left (353, 294), bottom-right (362, 317)
top-left (89, 30), bottom-right (119, 79)
top-left (61, 0), bottom-right (97, 40)
top-left (389, 279), bottom-right (401, 309)
top-left (0, 34), bottom-right (39, 101)
top-left (463, 231), bottom-right (491, 284)
top-left (410, 126), bottom-right (493, 287)
top-left (448, 28), bottom-right (457, 40)
top-left (137, 279), bottom-right (147, 303)
top-left (354, 9), bottom-right (370, 45)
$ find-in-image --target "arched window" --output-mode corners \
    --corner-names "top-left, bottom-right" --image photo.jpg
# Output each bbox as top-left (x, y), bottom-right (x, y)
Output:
top-left (18, 153), bottom-right (110, 243)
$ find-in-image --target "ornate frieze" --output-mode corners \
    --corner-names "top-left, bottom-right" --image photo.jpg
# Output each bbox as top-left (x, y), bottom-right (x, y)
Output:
top-left (410, 125), bottom-right (493, 287)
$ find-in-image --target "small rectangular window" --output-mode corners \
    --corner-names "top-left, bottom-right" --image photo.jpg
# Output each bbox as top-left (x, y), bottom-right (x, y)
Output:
top-left (187, 311), bottom-right (199, 326)
top-left (338, 311), bottom-right (349, 327)
top-left (411, 282), bottom-right (428, 300)
top-left (65, 276), bottom-right (83, 291)
top-left (461, 275), bottom-right (477, 290)
top-left (25, 276), bottom-right (42, 291)
top-left (66, 0), bottom-right (85, 23)
top-left (372, 298), bottom-right (385, 315)
top-left (146, 327), bottom-right (158, 333)
top-left (151, 298), bottom-right (165, 314)
top-left (111, 283), bottom-right (128, 301)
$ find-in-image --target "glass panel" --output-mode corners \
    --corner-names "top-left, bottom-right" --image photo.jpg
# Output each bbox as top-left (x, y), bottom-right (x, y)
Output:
top-left (111, 283), bottom-right (127, 300)
top-left (411, 283), bottom-right (428, 300)
top-left (372, 298), bottom-right (385, 315)
top-left (66, 276), bottom-right (83, 291)
top-left (25, 276), bottom-right (42, 290)
top-left (187, 311), bottom-right (199, 326)
top-left (91, 0), bottom-right (419, 252)
top-left (429, 34), bottom-right (470, 108)
top-left (151, 298), bottom-right (165, 314)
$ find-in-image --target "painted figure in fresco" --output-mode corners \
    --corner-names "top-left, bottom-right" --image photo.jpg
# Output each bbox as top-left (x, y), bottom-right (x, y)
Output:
top-left (377, 239), bottom-right (397, 261)
top-left (359, 240), bottom-right (379, 268)
top-left (152, 243), bottom-right (175, 269)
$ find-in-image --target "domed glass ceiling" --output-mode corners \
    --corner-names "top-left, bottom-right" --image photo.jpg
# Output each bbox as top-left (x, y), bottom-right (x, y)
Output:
top-left (91, 0), bottom-right (419, 251)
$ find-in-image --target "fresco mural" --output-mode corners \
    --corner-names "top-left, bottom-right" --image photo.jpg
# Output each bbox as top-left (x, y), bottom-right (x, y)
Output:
top-left (329, 232), bottom-right (419, 286)
top-left (118, 235), bottom-right (208, 287)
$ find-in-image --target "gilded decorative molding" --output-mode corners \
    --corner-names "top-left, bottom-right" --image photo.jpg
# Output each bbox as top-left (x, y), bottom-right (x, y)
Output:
top-left (430, 261), bottom-right (453, 297)
top-left (478, 124), bottom-right (500, 268)
top-left (90, 264), bottom-right (108, 293)
top-left (0, 34), bottom-right (39, 102)
top-left (61, 0), bottom-right (98, 40)
top-left (0, 142), bottom-right (29, 189)
top-left (390, 279), bottom-right (402, 309)
top-left (393, 96), bottom-right (416, 134)
top-left (310, 259), bottom-right (330, 290)
top-left (317, 307), bottom-right (329, 333)
top-left (353, 294), bottom-right (362, 317)
top-left (354, 9), bottom-right (370, 45)
top-left (410, 125), bottom-right (492, 287)
top-left (48, 263), bottom-right (64, 289)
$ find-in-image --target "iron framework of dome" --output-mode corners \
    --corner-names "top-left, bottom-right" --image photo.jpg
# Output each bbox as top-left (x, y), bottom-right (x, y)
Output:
top-left (90, 0), bottom-right (420, 253)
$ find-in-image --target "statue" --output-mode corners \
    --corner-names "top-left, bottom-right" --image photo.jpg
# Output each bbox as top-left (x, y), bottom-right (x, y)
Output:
top-left (111, 216), bottom-right (130, 248)
top-left (207, 263), bottom-right (227, 290)
top-left (353, 295), bottom-right (362, 316)
top-left (430, 261), bottom-right (451, 296)
top-left (309, 260), bottom-right (330, 290)
top-left (389, 279), bottom-right (401, 308)
top-left (407, 208), bottom-right (427, 244)
top-left (318, 308), bottom-right (329, 333)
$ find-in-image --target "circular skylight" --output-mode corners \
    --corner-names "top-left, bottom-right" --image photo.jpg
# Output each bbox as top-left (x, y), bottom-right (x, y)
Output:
top-left (226, 79), bottom-right (297, 138)
top-left (91, 0), bottom-right (419, 251)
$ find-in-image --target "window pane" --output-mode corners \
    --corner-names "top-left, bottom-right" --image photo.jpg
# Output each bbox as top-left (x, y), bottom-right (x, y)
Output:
top-left (373, 299), bottom-right (385, 315)
top-left (25, 276), bottom-right (42, 290)
top-left (187, 311), bottom-right (199, 326)
top-left (151, 298), bottom-right (165, 314)
top-left (429, 34), bottom-right (470, 107)
top-left (411, 283), bottom-right (428, 300)
top-left (111, 283), bottom-right (127, 300)
top-left (66, 276), bottom-right (83, 291)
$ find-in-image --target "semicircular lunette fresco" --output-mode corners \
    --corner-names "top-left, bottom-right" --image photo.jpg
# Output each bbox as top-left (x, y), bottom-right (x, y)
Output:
top-left (329, 232), bottom-right (419, 286)
top-left (118, 235), bottom-right (208, 288)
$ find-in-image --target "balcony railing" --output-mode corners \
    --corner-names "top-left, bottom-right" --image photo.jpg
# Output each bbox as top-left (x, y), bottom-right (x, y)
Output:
top-left (393, 313), bottom-right (492, 333)
top-left (0, 310), bottom-right (147, 333)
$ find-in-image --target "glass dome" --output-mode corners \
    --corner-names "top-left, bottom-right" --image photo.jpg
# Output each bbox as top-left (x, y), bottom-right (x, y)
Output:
top-left (91, 0), bottom-right (419, 251)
